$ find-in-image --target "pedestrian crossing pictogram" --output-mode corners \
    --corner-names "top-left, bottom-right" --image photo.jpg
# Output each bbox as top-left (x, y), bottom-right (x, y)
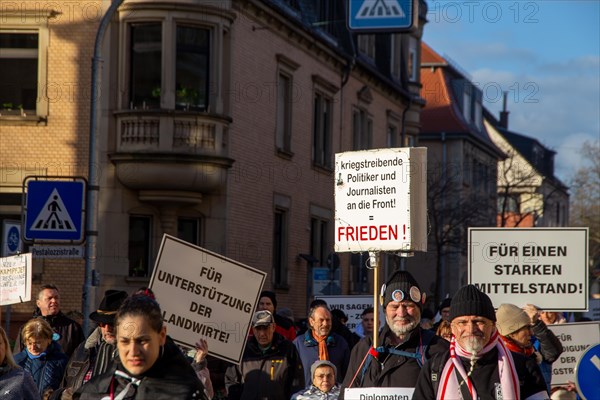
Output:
top-left (356, 0), bottom-right (405, 19)
top-left (30, 189), bottom-right (77, 232)
top-left (23, 178), bottom-right (86, 242)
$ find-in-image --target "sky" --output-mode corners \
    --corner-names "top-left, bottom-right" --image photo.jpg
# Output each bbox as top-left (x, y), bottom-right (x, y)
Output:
top-left (421, 0), bottom-right (600, 183)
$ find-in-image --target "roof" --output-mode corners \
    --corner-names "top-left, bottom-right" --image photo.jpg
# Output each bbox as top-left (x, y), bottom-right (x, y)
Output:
top-left (419, 42), bottom-right (504, 158)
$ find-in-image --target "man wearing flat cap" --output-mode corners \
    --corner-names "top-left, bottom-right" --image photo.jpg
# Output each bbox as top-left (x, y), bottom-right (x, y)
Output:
top-left (225, 310), bottom-right (304, 400)
top-left (342, 271), bottom-right (448, 393)
top-left (50, 290), bottom-right (128, 400)
top-left (413, 284), bottom-right (548, 400)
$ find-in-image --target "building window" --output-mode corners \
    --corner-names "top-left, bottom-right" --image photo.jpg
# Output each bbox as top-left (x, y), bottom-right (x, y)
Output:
top-left (358, 34), bottom-right (376, 60)
top-left (313, 92), bottom-right (333, 168)
top-left (463, 88), bottom-right (472, 123)
top-left (310, 204), bottom-right (331, 267)
top-left (1, 14), bottom-right (50, 119)
top-left (390, 34), bottom-right (402, 81)
top-left (177, 217), bottom-right (201, 246)
top-left (128, 215), bottom-right (152, 277)
top-left (350, 252), bottom-right (369, 293)
top-left (127, 21), bottom-right (210, 111)
top-left (353, 108), bottom-right (373, 150)
top-left (276, 72), bottom-right (293, 153)
top-left (407, 36), bottom-right (418, 82)
top-left (316, 0), bottom-right (337, 37)
top-left (273, 208), bottom-right (288, 286)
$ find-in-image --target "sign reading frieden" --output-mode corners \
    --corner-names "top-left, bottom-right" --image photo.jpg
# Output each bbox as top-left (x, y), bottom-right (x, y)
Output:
top-left (468, 228), bottom-right (589, 311)
top-left (149, 235), bottom-right (266, 364)
top-left (334, 147), bottom-right (427, 253)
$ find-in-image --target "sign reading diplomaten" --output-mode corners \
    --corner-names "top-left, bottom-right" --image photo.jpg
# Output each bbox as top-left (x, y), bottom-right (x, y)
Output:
top-left (345, 387), bottom-right (414, 400)
top-left (149, 235), bottom-right (266, 364)
top-left (335, 147), bottom-right (427, 253)
top-left (0, 253), bottom-right (32, 306)
top-left (469, 228), bottom-right (588, 311)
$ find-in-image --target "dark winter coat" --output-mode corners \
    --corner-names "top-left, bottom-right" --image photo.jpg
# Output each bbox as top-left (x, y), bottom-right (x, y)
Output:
top-left (412, 346), bottom-right (548, 399)
top-left (0, 364), bottom-right (40, 400)
top-left (50, 327), bottom-right (117, 400)
top-left (342, 325), bottom-right (449, 391)
top-left (531, 319), bottom-right (563, 392)
top-left (73, 336), bottom-right (206, 399)
top-left (14, 340), bottom-right (69, 395)
top-left (225, 333), bottom-right (304, 400)
top-left (293, 330), bottom-right (350, 385)
top-left (14, 311), bottom-right (85, 358)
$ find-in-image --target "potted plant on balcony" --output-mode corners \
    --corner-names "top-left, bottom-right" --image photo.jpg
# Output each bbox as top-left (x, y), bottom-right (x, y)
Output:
top-left (176, 85), bottom-right (200, 111)
top-left (0, 102), bottom-right (25, 116)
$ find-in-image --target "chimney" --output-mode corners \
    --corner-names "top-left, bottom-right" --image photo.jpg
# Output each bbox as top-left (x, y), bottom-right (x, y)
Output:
top-left (499, 91), bottom-right (509, 129)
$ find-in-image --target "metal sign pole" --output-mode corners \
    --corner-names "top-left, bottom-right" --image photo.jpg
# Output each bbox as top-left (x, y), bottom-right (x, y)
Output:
top-left (369, 251), bottom-right (379, 348)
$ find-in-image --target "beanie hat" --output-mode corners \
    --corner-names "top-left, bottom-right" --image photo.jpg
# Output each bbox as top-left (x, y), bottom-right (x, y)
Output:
top-left (449, 285), bottom-right (496, 322)
top-left (310, 359), bottom-right (337, 380)
top-left (380, 270), bottom-right (425, 308)
top-left (259, 290), bottom-right (277, 309)
top-left (438, 297), bottom-right (452, 312)
top-left (496, 303), bottom-right (531, 336)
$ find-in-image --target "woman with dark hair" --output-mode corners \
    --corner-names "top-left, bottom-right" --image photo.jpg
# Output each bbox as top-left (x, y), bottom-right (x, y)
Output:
top-left (74, 295), bottom-right (206, 399)
top-left (0, 326), bottom-right (39, 399)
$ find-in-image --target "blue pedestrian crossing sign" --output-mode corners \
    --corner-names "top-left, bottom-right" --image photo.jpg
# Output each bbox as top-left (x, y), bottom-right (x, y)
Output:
top-left (24, 178), bottom-right (86, 242)
top-left (348, 0), bottom-right (417, 31)
top-left (575, 343), bottom-right (600, 400)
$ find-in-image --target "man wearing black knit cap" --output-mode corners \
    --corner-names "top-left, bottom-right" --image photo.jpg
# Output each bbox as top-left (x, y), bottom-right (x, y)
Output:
top-left (342, 270), bottom-right (448, 393)
top-left (413, 284), bottom-right (548, 400)
top-left (257, 290), bottom-right (296, 341)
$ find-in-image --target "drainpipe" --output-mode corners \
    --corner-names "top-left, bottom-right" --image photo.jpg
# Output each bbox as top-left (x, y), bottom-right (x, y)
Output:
top-left (83, 0), bottom-right (126, 335)
top-left (440, 132), bottom-right (446, 303)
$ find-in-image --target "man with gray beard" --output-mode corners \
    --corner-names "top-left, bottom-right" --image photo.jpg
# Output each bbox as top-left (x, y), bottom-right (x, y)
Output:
top-left (412, 285), bottom-right (548, 400)
top-left (341, 271), bottom-right (448, 394)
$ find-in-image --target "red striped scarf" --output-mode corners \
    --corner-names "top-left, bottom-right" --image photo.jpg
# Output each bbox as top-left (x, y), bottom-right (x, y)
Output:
top-left (436, 331), bottom-right (520, 400)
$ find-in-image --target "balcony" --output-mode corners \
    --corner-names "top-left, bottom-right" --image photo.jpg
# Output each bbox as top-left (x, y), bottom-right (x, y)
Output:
top-left (110, 110), bottom-right (234, 193)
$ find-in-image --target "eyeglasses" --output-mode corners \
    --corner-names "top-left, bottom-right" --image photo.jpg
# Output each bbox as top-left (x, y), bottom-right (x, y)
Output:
top-left (452, 320), bottom-right (490, 330)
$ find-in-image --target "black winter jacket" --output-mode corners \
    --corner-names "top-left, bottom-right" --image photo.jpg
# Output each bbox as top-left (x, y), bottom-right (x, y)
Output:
top-left (73, 337), bottom-right (206, 399)
top-left (342, 326), bottom-right (449, 392)
top-left (225, 333), bottom-right (305, 400)
top-left (412, 347), bottom-right (548, 399)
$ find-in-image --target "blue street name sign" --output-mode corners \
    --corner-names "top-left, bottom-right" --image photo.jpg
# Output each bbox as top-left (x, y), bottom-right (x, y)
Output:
top-left (575, 342), bottom-right (600, 400)
top-left (24, 178), bottom-right (86, 242)
top-left (348, 0), bottom-right (416, 31)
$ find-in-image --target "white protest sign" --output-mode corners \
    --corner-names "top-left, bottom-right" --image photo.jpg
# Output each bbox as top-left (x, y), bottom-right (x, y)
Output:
top-left (0, 253), bottom-right (32, 306)
top-left (314, 295), bottom-right (385, 332)
top-left (468, 228), bottom-right (588, 311)
top-left (334, 147), bottom-right (427, 253)
top-left (547, 322), bottom-right (600, 386)
top-left (344, 387), bottom-right (414, 400)
top-left (149, 235), bottom-right (266, 364)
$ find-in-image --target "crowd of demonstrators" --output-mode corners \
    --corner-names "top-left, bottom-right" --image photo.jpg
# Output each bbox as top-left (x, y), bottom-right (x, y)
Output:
top-left (413, 285), bottom-right (548, 400)
top-left (435, 319), bottom-right (452, 342)
top-left (496, 303), bottom-right (564, 393)
top-left (354, 307), bottom-right (375, 339)
top-left (73, 293), bottom-right (206, 399)
top-left (291, 360), bottom-right (341, 400)
top-left (431, 297), bottom-right (452, 332)
top-left (50, 290), bottom-right (128, 400)
top-left (14, 284), bottom-right (85, 358)
top-left (293, 303), bottom-right (350, 385)
top-left (13, 317), bottom-right (69, 398)
top-left (225, 310), bottom-right (304, 400)
top-left (0, 326), bottom-right (40, 399)
top-left (342, 271), bottom-right (449, 394)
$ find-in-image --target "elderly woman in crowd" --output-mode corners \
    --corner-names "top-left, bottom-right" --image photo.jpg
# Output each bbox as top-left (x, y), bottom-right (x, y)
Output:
top-left (13, 318), bottom-right (68, 397)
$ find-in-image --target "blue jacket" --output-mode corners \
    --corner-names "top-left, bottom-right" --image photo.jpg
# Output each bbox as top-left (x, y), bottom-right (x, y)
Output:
top-left (293, 331), bottom-right (350, 386)
top-left (14, 340), bottom-right (69, 395)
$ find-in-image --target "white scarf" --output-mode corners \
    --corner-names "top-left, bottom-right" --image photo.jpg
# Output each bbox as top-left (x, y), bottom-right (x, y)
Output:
top-left (436, 331), bottom-right (520, 400)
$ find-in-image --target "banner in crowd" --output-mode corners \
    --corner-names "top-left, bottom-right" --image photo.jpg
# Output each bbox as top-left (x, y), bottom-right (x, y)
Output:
top-left (149, 235), bottom-right (266, 364)
top-left (468, 228), bottom-right (588, 311)
top-left (0, 253), bottom-right (32, 306)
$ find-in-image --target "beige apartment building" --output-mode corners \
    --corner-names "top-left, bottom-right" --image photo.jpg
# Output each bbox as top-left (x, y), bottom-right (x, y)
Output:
top-left (0, 0), bottom-right (428, 335)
